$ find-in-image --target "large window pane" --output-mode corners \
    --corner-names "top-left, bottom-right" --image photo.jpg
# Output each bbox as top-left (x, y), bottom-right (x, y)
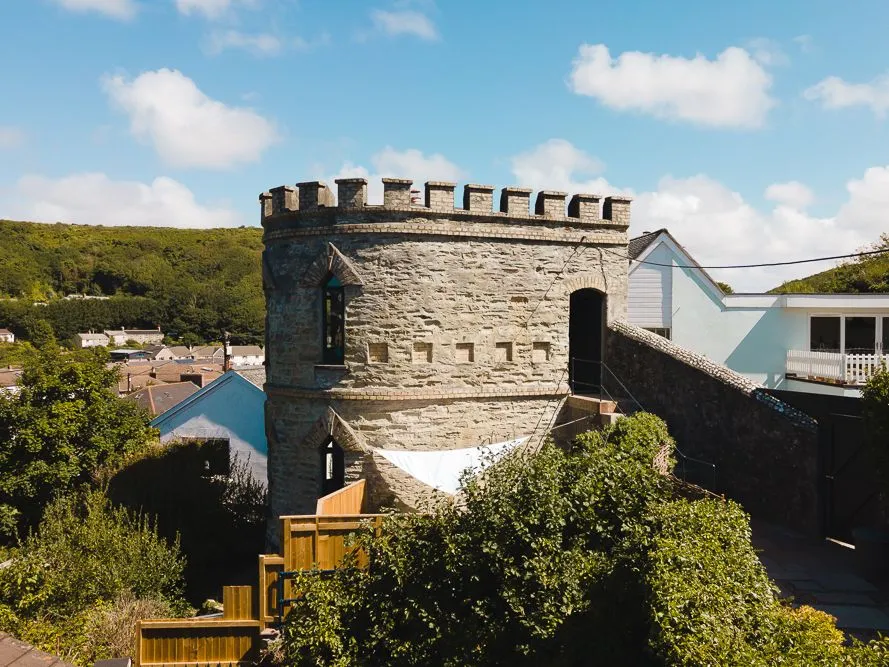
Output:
top-left (810, 316), bottom-right (841, 352)
top-left (845, 317), bottom-right (876, 354)
top-left (883, 317), bottom-right (889, 353)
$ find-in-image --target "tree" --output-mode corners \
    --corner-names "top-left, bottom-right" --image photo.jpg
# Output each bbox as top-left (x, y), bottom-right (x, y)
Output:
top-left (277, 414), bottom-right (889, 666)
top-left (0, 346), bottom-right (155, 538)
top-left (717, 281), bottom-right (734, 294)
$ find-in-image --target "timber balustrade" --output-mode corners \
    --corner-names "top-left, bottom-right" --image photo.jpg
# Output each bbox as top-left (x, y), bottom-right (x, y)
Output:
top-left (134, 480), bottom-right (380, 666)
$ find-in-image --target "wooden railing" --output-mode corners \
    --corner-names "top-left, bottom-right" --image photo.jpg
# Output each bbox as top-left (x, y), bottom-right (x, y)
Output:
top-left (134, 481), bottom-right (381, 666)
top-left (316, 478), bottom-right (366, 515)
top-left (786, 350), bottom-right (889, 385)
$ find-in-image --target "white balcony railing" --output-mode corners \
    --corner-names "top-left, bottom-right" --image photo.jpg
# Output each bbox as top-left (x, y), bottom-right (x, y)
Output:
top-left (786, 350), bottom-right (889, 385)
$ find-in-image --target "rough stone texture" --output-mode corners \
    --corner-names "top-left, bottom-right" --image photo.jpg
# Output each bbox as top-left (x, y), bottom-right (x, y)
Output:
top-left (534, 191), bottom-right (568, 218)
top-left (463, 184), bottom-right (495, 213)
top-left (262, 178), bottom-right (630, 549)
top-left (296, 181), bottom-right (334, 210)
top-left (568, 194), bottom-right (600, 221)
top-left (335, 178), bottom-right (367, 209)
top-left (603, 196), bottom-right (632, 225)
top-left (382, 178), bottom-right (412, 208)
top-left (269, 185), bottom-right (297, 215)
top-left (499, 187), bottom-right (532, 215)
top-left (606, 321), bottom-right (820, 535)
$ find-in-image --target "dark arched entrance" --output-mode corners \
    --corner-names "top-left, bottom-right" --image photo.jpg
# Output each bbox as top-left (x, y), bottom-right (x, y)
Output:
top-left (320, 438), bottom-right (345, 496)
top-left (569, 289), bottom-right (605, 395)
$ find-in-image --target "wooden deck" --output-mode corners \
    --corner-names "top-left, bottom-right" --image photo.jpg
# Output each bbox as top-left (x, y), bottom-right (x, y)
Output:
top-left (134, 480), bottom-right (378, 666)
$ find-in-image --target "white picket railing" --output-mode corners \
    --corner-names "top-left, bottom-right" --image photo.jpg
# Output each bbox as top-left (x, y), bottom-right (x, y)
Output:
top-left (786, 350), bottom-right (889, 385)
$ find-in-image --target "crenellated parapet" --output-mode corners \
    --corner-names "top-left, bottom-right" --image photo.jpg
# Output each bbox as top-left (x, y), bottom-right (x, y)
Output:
top-left (258, 178), bottom-right (632, 228)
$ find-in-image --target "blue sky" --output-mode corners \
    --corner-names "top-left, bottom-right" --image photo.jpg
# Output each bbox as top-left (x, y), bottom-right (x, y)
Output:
top-left (2, 0), bottom-right (889, 289)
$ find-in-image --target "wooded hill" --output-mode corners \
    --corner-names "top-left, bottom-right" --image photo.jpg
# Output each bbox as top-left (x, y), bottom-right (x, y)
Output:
top-left (0, 220), bottom-right (264, 345)
top-left (771, 235), bottom-right (889, 294)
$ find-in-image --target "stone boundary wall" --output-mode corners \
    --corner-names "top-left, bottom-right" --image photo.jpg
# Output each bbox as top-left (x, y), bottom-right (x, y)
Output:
top-left (606, 320), bottom-right (821, 535)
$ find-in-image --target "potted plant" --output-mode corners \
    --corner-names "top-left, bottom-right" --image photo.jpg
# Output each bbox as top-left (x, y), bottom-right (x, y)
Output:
top-left (854, 363), bottom-right (889, 578)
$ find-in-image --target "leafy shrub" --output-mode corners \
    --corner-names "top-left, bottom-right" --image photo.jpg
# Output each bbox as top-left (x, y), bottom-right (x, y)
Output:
top-left (278, 413), bottom-right (889, 666)
top-left (83, 591), bottom-right (174, 663)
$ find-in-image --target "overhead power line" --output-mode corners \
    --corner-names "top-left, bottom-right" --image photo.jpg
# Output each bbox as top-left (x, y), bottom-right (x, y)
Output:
top-left (613, 246), bottom-right (889, 270)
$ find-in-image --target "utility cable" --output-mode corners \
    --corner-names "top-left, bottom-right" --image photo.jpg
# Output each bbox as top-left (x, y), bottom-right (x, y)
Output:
top-left (609, 246), bottom-right (889, 270)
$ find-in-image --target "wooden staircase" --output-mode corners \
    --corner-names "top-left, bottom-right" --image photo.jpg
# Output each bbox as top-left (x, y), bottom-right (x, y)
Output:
top-left (134, 480), bottom-right (379, 666)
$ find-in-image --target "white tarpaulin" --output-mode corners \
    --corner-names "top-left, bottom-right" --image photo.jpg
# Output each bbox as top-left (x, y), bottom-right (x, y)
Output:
top-left (374, 436), bottom-right (530, 495)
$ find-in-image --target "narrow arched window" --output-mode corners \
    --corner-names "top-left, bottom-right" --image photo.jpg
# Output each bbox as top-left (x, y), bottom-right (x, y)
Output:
top-left (321, 439), bottom-right (345, 495)
top-left (323, 274), bottom-right (345, 364)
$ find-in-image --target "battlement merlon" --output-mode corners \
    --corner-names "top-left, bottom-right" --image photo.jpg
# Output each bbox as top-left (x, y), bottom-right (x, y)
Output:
top-left (258, 179), bottom-right (631, 227)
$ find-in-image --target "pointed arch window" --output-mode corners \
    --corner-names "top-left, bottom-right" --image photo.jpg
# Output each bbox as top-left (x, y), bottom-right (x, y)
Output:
top-left (321, 438), bottom-right (345, 495)
top-left (323, 274), bottom-right (345, 364)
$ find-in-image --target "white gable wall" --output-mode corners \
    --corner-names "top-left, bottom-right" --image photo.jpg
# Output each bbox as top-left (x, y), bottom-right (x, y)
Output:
top-left (628, 242), bottom-right (672, 328)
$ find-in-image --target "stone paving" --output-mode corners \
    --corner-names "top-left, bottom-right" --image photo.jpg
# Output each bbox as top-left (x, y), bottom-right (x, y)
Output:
top-left (752, 519), bottom-right (889, 640)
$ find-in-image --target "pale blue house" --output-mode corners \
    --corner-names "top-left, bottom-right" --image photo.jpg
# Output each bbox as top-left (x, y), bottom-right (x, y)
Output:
top-left (150, 367), bottom-right (268, 485)
top-left (628, 230), bottom-right (889, 397)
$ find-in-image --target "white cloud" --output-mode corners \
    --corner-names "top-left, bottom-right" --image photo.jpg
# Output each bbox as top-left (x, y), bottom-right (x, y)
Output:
top-left (51, 0), bottom-right (137, 20)
top-left (509, 139), bottom-right (889, 291)
top-left (568, 44), bottom-right (775, 128)
top-left (370, 9), bottom-right (438, 41)
top-left (510, 139), bottom-right (616, 196)
top-left (102, 68), bottom-right (279, 169)
top-left (203, 30), bottom-right (284, 56)
top-left (7, 173), bottom-right (242, 228)
top-left (804, 73), bottom-right (889, 117)
top-left (329, 147), bottom-right (464, 203)
top-left (0, 127), bottom-right (25, 150)
top-left (175, 0), bottom-right (256, 20)
top-left (203, 30), bottom-right (327, 57)
top-left (764, 181), bottom-right (814, 209)
top-left (793, 34), bottom-right (814, 54)
top-left (745, 38), bottom-right (789, 67)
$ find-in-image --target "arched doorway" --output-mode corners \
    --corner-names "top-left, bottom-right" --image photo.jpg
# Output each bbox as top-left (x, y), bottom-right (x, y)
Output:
top-left (569, 288), bottom-right (605, 395)
top-left (320, 438), bottom-right (345, 495)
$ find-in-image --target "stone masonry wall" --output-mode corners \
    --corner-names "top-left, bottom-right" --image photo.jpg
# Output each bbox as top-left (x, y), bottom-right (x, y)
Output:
top-left (606, 321), bottom-right (821, 535)
top-left (261, 178), bottom-right (631, 547)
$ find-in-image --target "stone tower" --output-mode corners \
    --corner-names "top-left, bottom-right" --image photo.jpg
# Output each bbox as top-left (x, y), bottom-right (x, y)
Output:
top-left (260, 177), bottom-right (631, 546)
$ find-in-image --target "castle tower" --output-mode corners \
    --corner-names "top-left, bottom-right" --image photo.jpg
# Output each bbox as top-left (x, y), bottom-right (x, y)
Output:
top-left (260, 178), bottom-right (631, 547)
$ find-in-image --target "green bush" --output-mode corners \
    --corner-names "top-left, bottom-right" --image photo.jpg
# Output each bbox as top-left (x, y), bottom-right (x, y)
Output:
top-left (0, 490), bottom-right (189, 664)
top-left (277, 413), bottom-right (889, 666)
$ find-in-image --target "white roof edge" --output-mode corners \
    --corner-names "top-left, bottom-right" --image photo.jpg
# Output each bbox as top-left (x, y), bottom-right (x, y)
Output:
top-left (782, 293), bottom-right (889, 308)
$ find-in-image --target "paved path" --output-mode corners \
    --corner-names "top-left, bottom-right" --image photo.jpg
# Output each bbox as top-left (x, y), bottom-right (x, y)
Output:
top-left (752, 519), bottom-right (889, 640)
top-left (0, 633), bottom-right (75, 666)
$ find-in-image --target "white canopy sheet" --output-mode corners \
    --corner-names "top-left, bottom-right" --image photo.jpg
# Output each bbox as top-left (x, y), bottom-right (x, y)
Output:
top-left (374, 436), bottom-right (530, 495)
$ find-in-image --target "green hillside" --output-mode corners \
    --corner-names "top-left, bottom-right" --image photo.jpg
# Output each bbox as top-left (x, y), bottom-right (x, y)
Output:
top-left (0, 220), bottom-right (264, 345)
top-left (771, 235), bottom-right (889, 294)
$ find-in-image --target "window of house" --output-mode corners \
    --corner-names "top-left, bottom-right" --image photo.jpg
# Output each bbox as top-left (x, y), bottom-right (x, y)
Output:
top-left (321, 439), bottom-right (345, 495)
top-left (883, 317), bottom-right (889, 353)
top-left (322, 275), bottom-right (345, 364)
top-left (810, 316), bottom-right (841, 352)
top-left (845, 317), bottom-right (877, 354)
top-left (644, 327), bottom-right (672, 340)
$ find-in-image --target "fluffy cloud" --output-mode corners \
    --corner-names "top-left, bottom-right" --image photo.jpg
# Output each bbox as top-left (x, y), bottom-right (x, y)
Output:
top-left (764, 181), bottom-right (814, 209)
top-left (568, 44), bottom-right (775, 128)
top-left (804, 73), bottom-right (889, 117)
top-left (330, 147), bottom-right (464, 203)
top-left (102, 68), bottom-right (279, 169)
top-left (175, 0), bottom-right (256, 20)
top-left (510, 139), bottom-right (889, 291)
top-left (0, 127), bottom-right (25, 150)
top-left (370, 9), bottom-right (438, 41)
top-left (7, 173), bottom-right (242, 228)
top-left (51, 0), bottom-right (137, 20)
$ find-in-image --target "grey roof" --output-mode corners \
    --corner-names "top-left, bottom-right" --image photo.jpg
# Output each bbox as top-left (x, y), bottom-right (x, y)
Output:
top-left (230, 345), bottom-right (264, 356)
top-left (0, 631), bottom-right (75, 666)
top-left (236, 367), bottom-right (266, 389)
top-left (628, 228), bottom-right (667, 259)
top-left (75, 332), bottom-right (109, 340)
top-left (128, 381), bottom-right (201, 416)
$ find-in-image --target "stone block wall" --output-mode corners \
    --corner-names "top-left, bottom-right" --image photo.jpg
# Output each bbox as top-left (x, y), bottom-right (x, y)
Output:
top-left (261, 177), bottom-right (633, 548)
top-left (605, 320), bottom-right (821, 535)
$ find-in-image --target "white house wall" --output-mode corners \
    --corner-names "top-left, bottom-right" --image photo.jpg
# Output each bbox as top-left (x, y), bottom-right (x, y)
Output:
top-left (154, 375), bottom-right (268, 485)
top-left (628, 242), bottom-right (672, 328)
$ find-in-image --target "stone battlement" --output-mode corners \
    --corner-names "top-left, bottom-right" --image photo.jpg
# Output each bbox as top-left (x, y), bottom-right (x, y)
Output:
top-left (259, 178), bottom-right (631, 226)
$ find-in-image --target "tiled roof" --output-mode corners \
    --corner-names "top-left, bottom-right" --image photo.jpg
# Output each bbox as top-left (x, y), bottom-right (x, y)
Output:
top-left (128, 381), bottom-right (201, 416)
top-left (0, 329), bottom-right (12, 335)
top-left (230, 345), bottom-right (264, 356)
top-left (236, 367), bottom-right (266, 389)
top-left (627, 228), bottom-right (666, 259)
top-left (0, 631), bottom-right (76, 666)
